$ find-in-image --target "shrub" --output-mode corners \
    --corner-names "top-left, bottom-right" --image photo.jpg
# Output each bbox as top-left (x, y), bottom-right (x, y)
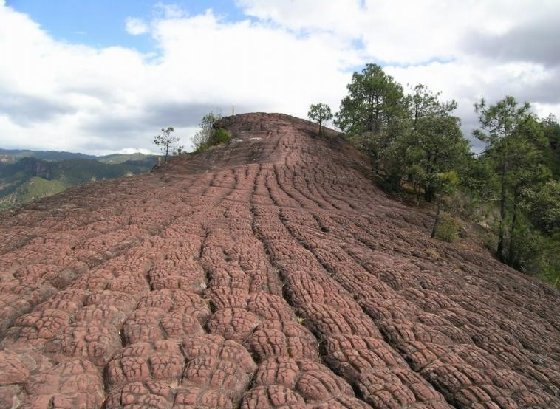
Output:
top-left (536, 233), bottom-right (560, 288)
top-left (195, 143), bottom-right (210, 153)
top-left (433, 213), bottom-right (461, 242)
top-left (209, 128), bottom-right (231, 145)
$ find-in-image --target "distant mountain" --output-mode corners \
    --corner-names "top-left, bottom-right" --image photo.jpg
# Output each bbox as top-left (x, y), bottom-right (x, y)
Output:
top-left (0, 151), bottom-right (159, 209)
top-left (97, 153), bottom-right (157, 164)
top-left (0, 148), bottom-right (158, 163)
top-left (0, 148), bottom-right (96, 162)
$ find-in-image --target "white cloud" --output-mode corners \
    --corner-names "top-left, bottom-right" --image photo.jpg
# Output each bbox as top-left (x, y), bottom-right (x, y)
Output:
top-left (116, 147), bottom-right (155, 155)
top-left (0, 1), bottom-right (560, 155)
top-left (236, 0), bottom-right (560, 134)
top-left (150, 11), bottom-right (354, 108)
top-left (154, 2), bottom-right (186, 19)
top-left (236, 0), bottom-right (560, 64)
top-left (125, 17), bottom-right (149, 35)
top-left (0, 4), bottom-right (356, 154)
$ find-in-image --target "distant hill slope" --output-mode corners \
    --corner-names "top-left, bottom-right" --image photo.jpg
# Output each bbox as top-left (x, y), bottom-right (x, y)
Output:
top-left (0, 113), bottom-right (559, 408)
top-left (0, 148), bottom-right (157, 163)
top-left (0, 153), bottom-right (158, 209)
top-left (0, 148), bottom-right (96, 162)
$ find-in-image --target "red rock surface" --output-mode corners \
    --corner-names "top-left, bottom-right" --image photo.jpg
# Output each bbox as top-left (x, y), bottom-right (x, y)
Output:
top-left (1, 112), bottom-right (560, 408)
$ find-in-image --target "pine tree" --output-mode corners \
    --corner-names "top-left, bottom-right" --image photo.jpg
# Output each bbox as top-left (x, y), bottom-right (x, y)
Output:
top-left (474, 96), bottom-right (548, 262)
top-left (153, 127), bottom-right (181, 162)
top-left (307, 103), bottom-right (333, 136)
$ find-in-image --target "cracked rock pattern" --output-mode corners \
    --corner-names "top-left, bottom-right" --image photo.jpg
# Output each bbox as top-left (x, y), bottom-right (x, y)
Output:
top-left (1, 113), bottom-right (560, 408)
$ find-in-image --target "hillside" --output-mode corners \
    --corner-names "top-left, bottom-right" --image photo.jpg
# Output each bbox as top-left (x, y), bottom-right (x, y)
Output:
top-left (1, 113), bottom-right (560, 408)
top-left (0, 155), bottom-right (158, 209)
top-left (0, 148), bottom-right (96, 162)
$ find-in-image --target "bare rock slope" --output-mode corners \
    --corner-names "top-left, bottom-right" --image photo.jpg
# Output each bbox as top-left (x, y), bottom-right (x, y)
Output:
top-left (1, 113), bottom-right (560, 409)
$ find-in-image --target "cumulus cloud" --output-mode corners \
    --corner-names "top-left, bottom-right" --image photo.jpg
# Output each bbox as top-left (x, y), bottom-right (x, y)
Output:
top-left (235, 0), bottom-right (556, 65)
top-left (0, 0), bottom-right (560, 155)
top-left (0, 3), bottom-right (355, 154)
top-left (236, 0), bottom-right (560, 123)
top-left (125, 17), bottom-right (149, 35)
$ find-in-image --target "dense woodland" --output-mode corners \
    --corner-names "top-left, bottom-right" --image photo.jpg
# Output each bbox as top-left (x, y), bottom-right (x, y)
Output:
top-left (311, 63), bottom-right (560, 287)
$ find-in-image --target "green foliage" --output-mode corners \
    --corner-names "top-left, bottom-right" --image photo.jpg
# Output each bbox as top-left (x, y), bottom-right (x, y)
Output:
top-left (407, 84), bottom-right (457, 122)
top-left (473, 96), bottom-right (531, 143)
top-left (335, 63), bottom-right (405, 136)
top-left (210, 128), bottom-right (231, 145)
top-left (154, 127), bottom-right (181, 162)
top-left (335, 64), bottom-right (408, 179)
top-left (334, 64), bottom-right (471, 243)
top-left (473, 96), bottom-right (550, 263)
top-left (334, 65), bottom-right (470, 200)
top-left (430, 171), bottom-right (461, 239)
top-left (307, 103), bottom-right (333, 135)
top-left (522, 180), bottom-right (560, 234)
top-left (541, 114), bottom-right (560, 177)
top-left (507, 218), bottom-right (542, 271)
top-left (456, 157), bottom-right (498, 225)
top-left (437, 171), bottom-right (460, 194)
top-left (534, 233), bottom-right (560, 288)
top-left (465, 96), bottom-right (560, 284)
top-left (193, 112), bottom-right (229, 152)
top-left (433, 213), bottom-right (461, 242)
top-left (401, 112), bottom-right (469, 202)
top-left (319, 64), bottom-right (560, 285)
top-left (461, 155), bottom-right (499, 202)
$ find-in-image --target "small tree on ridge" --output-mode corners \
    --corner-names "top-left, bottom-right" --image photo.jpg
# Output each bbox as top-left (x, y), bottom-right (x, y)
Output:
top-left (154, 127), bottom-right (181, 162)
top-left (307, 103), bottom-right (333, 136)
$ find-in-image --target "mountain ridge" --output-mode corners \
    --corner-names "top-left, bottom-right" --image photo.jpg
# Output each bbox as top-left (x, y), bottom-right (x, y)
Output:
top-left (1, 112), bottom-right (559, 409)
top-left (0, 148), bottom-right (157, 162)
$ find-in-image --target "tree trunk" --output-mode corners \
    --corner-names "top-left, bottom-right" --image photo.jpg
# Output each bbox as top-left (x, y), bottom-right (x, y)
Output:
top-left (424, 185), bottom-right (435, 202)
top-left (424, 154), bottom-right (435, 202)
top-left (165, 143), bottom-right (169, 162)
top-left (374, 103), bottom-right (380, 134)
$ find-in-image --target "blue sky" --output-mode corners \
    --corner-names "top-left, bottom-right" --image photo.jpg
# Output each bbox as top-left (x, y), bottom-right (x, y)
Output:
top-left (1, 0), bottom-right (559, 154)
top-left (6, 0), bottom-right (244, 52)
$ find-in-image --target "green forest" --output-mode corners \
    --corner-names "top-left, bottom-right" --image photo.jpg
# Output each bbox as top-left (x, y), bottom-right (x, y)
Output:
top-left (312, 63), bottom-right (560, 287)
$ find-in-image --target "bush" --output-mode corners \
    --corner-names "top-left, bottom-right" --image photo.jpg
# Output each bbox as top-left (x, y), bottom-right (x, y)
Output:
top-left (433, 213), bottom-right (461, 242)
top-left (194, 128), bottom-right (231, 153)
top-left (508, 227), bottom-right (560, 286)
top-left (536, 234), bottom-right (560, 288)
top-left (193, 112), bottom-right (222, 152)
top-left (194, 143), bottom-right (210, 153)
top-left (209, 128), bottom-right (231, 145)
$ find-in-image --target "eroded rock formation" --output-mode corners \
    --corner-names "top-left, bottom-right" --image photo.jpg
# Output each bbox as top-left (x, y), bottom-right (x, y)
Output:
top-left (1, 113), bottom-right (560, 408)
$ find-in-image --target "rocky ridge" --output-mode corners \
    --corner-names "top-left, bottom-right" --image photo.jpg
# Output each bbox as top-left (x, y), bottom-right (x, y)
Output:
top-left (1, 112), bottom-right (560, 408)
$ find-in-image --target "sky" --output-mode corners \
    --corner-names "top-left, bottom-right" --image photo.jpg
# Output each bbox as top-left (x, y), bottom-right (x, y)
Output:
top-left (0, 0), bottom-right (559, 155)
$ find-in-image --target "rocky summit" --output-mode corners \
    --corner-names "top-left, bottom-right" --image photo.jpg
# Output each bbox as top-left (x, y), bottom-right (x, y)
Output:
top-left (1, 112), bottom-right (560, 409)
